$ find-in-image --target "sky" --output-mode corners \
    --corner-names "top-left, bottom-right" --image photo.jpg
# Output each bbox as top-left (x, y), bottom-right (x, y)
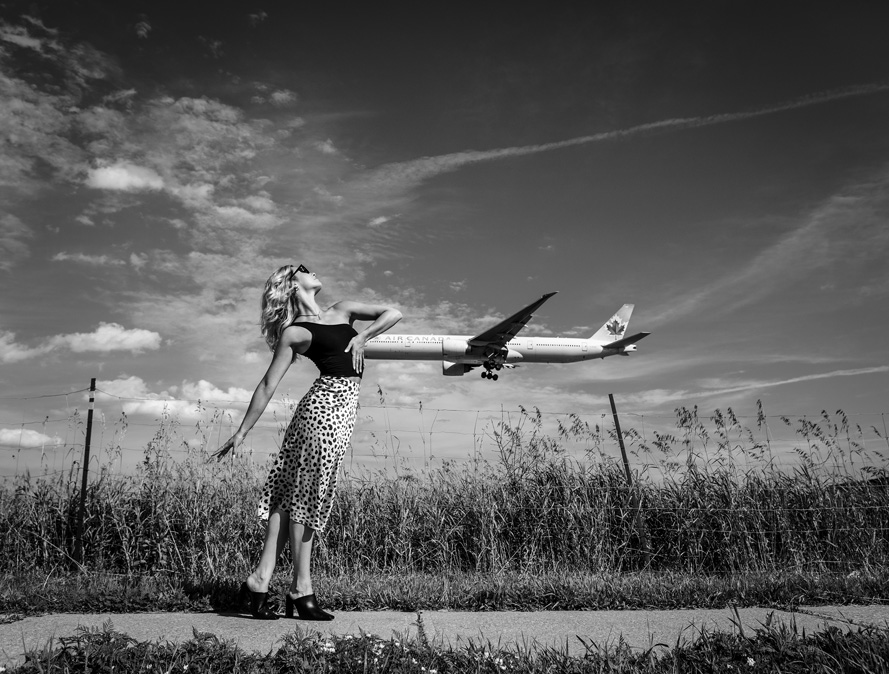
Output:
top-left (1, 2), bottom-right (888, 476)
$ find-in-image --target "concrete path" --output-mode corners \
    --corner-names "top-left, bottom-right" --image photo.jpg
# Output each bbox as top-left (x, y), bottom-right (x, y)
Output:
top-left (2, 606), bottom-right (888, 669)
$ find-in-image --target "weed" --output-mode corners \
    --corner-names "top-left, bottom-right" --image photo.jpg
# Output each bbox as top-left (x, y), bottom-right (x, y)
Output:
top-left (1, 403), bottom-right (886, 611)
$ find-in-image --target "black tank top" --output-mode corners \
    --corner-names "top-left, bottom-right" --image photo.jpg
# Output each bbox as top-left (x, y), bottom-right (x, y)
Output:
top-left (294, 322), bottom-right (362, 378)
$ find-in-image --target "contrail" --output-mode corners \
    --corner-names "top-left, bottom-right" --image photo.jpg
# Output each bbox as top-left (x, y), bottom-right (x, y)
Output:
top-left (702, 366), bottom-right (889, 397)
top-left (366, 82), bottom-right (889, 188)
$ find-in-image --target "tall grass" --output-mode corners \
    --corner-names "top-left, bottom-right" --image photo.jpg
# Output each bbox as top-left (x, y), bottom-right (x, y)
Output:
top-left (1, 403), bottom-right (886, 581)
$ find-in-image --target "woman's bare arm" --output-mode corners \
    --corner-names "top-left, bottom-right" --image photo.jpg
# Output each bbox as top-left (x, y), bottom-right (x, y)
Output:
top-left (335, 301), bottom-right (403, 374)
top-left (210, 326), bottom-right (309, 460)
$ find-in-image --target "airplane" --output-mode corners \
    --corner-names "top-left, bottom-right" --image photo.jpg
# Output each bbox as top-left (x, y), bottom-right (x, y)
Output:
top-left (364, 292), bottom-right (650, 380)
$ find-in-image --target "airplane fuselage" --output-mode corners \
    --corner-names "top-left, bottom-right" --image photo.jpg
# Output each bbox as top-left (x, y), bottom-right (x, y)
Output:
top-left (362, 295), bottom-right (648, 379)
top-left (365, 334), bottom-right (633, 364)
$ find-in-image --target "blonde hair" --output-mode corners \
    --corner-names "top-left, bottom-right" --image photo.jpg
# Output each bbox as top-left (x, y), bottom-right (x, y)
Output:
top-left (260, 265), bottom-right (298, 351)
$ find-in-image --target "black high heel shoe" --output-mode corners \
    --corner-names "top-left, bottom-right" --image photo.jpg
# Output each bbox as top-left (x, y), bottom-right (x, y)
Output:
top-left (240, 581), bottom-right (279, 620)
top-left (285, 593), bottom-right (334, 621)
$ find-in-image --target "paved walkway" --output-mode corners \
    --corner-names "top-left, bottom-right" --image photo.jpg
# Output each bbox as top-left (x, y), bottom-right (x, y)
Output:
top-left (2, 606), bottom-right (888, 668)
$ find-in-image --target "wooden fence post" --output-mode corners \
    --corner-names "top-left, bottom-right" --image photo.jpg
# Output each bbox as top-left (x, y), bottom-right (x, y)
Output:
top-left (609, 393), bottom-right (651, 567)
top-left (73, 377), bottom-right (96, 566)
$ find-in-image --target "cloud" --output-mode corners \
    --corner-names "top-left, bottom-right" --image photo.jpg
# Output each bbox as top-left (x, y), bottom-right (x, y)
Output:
top-left (96, 374), bottom-right (258, 421)
top-left (0, 331), bottom-right (49, 363)
top-left (1, 12), bottom-right (371, 287)
top-left (270, 89), bottom-right (297, 106)
top-left (129, 252), bottom-right (148, 269)
top-left (96, 375), bottom-right (253, 404)
top-left (52, 252), bottom-right (127, 266)
top-left (360, 82), bottom-right (889, 193)
top-left (614, 366), bottom-right (889, 412)
top-left (248, 11), bottom-right (268, 26)
top-left (0, 68), bottom-right (86, 194)
top-left (646, 167), bottom-right (889, 325)
top-left (1, 16), bottom-right (118, 95)
top-left (0, 323), bottom-right (162, 363)
top-left (696, 366), bottom-right (889, 397)
top-left (134, 18), bottom-right (151, 39)
top-left (0, 428), bottom-right (62, 448)
top-left (97, 374), bottom-right (154, 399)
top-left (102, 88), bottom-right (137, 107)
top-left (0, 214), bottom-right (32, 271)
top-left (180, 379), bottom-right (254, 402)
top-left (86, 162), bottom-right (164, 191)
top-left (314, 139), bottom-right (339, 155)
top-left (0, 23), bottom-right (44, 50)
top-left (55, 323), bottom-right (162, 353)
top-left (207, 205), bottom-right (281, 230)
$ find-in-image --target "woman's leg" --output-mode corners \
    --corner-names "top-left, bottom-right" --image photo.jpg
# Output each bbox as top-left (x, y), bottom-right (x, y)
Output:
top-left (288, 520), bottom-right (315, 597)
top-left (286, 520), bottom-right (333, 619)
top-left (246, 507), bottom-right (290, 592)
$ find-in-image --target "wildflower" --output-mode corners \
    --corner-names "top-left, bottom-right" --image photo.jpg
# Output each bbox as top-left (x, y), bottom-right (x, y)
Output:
top-left (747, 657), bottom-right (755, 666)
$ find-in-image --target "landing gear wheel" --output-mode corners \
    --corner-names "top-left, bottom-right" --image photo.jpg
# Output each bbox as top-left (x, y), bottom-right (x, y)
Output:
top-left (492, 374), bottom-right (499, 381)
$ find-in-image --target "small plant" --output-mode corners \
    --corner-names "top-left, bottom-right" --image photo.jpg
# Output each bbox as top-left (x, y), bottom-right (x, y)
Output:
top-left (1, 401), bottom-right (887, 610)
top-left (8, 619), bottom-right (889, 673)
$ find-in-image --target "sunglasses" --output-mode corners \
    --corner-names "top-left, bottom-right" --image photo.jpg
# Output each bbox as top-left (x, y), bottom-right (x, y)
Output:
top-left (290, 264), bottom-right (311, 277)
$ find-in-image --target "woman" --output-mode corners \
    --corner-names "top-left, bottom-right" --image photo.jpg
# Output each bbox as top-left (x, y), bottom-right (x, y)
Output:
top-left (212, 263), bottom-right (402, 620)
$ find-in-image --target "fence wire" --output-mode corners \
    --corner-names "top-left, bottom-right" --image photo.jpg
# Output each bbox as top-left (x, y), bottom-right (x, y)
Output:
top-left (2, 386), bottom-right (888, 606)
top-left (2, 384), bottom-right (889, 479)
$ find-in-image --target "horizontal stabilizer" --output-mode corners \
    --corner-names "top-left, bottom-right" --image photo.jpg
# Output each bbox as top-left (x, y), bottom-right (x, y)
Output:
top-left (602, 332), bottom-right (651, 349)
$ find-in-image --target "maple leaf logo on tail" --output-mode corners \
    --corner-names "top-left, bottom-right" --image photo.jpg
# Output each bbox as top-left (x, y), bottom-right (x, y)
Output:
top-left (590, 305), bottom-right (634, 343)
top-left (606, 319), bottom-right (626, 338)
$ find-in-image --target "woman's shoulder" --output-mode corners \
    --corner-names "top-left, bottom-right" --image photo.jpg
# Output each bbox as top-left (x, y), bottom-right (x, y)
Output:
top-left (324, 300), bottom-right (355, 321)
top-left (326, 299), bottom-right (351, 312)
top-left (328, 299), bottom-right (391, 321)
top-left (281, 323), bottom-right (313, 342)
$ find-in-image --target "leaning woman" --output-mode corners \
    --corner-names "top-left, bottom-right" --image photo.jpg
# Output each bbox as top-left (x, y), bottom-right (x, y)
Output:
top-left (212, 263), bottom-right (402, 620)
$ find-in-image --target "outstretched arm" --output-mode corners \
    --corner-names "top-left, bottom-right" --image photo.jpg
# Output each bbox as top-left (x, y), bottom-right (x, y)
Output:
top-left (337, 301), bottom-right (403, 374)
top-left (210, 327), bottom-right (306, 461)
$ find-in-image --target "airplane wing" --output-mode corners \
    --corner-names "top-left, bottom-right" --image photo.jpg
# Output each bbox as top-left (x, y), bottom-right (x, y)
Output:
top-left (602, 332), bottom-right (651, 349)
top-left (468, 292), bottom-right (558, 348)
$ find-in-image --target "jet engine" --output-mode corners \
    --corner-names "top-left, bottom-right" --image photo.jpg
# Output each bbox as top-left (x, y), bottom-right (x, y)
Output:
top-left (442, 361), bottom-right (473, 376)
top-left (442, 337), bottom-right (469, 360)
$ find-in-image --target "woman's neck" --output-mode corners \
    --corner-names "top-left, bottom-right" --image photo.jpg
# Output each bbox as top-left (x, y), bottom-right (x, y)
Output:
top-left (295, 298), bottom-right (323, 319)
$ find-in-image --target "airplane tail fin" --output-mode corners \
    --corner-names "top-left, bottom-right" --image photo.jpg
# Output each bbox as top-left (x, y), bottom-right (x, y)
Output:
top-left (590, 304), bottom-right (634, 342)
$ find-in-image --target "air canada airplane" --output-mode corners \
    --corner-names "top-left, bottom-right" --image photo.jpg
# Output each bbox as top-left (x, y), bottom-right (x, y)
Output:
top-left (364, 292), bottom-right (650, 380)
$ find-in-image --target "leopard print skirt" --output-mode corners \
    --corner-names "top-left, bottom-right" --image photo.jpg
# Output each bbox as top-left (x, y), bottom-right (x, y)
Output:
top-left (258, 376), bottom-right (359, 531)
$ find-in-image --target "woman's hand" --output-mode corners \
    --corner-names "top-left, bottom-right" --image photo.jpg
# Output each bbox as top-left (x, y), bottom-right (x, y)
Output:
top-left (345, 335), bottom-right (367, 373)
top-left (210, 433), bottom-right (244, 462)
